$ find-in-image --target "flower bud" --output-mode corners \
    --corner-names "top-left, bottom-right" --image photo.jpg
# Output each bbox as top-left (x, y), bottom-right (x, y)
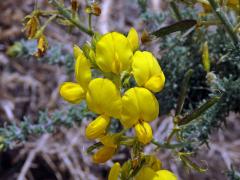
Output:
top-left (141, 30), bottom-right (152, 44)
top-left (73, 45), bottom-right (82, 60)
top-left (59, 82), bottom-right (85, 104)
top-left (85, 2), bottom-right (101, 16)
top-left (135, 122), bottom-right (153, 144)
top-left (127, 28), bottom-right (139, 52)
top-left (75, 47), bottom-right (91, 89)
top-left (93, 146), bottom-right (116, 163)
top-left (71, 0), bottom-right (79, 14)
top-left (108, 162), bottom-right (121, 180)
top-left (85, 115), bottom-right (110, 140)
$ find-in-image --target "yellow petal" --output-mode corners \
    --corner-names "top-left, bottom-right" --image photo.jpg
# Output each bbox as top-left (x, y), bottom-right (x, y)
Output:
top-left (86, 78), bottom-right (122, 118)
top-left (155, 170), bottom-right (177, 180)
top-left (132, 51), bottom-right (165, 93)
top-left (100, 134), bottom-right (118, 148)
top-left (85, 115), bottom-right (110, 140)
top-left (121, 87), bottom-right (159, 128)
top-left (135, 122), bottom-right (153, 144)
top-left (96, 32), bottom-right (133, 74)
top-left (73, 44), bottom-right (82, 60)
top-left (127, 28), bottom-right (139, 52)
top-left (59, 82), bottom-right (85, 104)
top-left (75, 49), bottom-right (91, 89)
top-left (135, 167), bottom-right (156, 180)
top-left (93, 146), bottom-right (116, 163)
top-left (108, 162), bottom-right (121, 180)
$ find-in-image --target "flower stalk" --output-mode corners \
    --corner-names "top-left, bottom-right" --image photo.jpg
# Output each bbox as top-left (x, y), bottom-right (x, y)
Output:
top-left (49, 0), bottom-right (94, 36)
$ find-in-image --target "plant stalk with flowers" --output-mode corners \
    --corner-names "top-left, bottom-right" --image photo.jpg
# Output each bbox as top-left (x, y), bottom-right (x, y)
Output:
top-left (3, 0), bottom-right (236, 179)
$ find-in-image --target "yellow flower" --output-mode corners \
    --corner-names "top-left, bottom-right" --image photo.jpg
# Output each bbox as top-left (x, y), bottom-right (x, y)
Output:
top-left (135, 167), bottom-right (177, 180)
top-left (86, 78), bottom-right (122, 118)
top-left (127, 28), bottom-right (139, 52)
top-left (121, 87), bottom-right (159, 144)
top-left (135, 122), bottom-right (153, 144)
top-left (59, 82), bottom-right (85, 104)
top-left (93, 146), bottom-right (116, 163)
top-left (95, 32), bottom-right (133, 74)
top-left (85, 115), bottom-right (110, 140)
top-left (59, 46), bottom-right (92, 104)
top-left (121, 87), bottom-right (159, 128)
top-left (132, 51), bottom-right (165, 93)
top-left (108, 162), bottom-right (121, 180)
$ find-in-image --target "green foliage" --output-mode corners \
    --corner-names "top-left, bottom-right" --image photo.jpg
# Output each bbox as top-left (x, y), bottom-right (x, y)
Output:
top-left (227, 166), bottom-right (240, 180)
top-left (0, 103), bottom-right (94, 150)
top-left (158, 27), bottom-right (240, 149)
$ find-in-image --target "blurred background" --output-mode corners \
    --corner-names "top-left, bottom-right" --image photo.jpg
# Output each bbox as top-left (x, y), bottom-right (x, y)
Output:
top-left (0, 0), bottom-right (240, 179)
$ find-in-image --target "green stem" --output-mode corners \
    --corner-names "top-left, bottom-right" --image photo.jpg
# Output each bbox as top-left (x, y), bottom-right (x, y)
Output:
top-left (166, 127), bottom-right (180, 144)
top-left (170, 1), bottom-right (182, 21)
top-left (208, 0), bottom-right (239, 45)
top-left (49, 0), bottom-right (94, 36)
top-left (88, 14), bottom-right (92, 30)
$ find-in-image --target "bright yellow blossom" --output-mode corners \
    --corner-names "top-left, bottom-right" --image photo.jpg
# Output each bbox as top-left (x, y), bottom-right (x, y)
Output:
top-left (86, 78), bottom-right (122, 118)
top-left (85, 115), bottom-right (110, 140)
top-left (59, 46), bottom-right (91, 103)
top-left (93, 146), bottom-right (116, 163)
top-left (93, 134), bottom-right (119, 163)
top-left (121, 87), bottom-right (159, 144)
top-left (132, 51), bottom-right (165, 93)
top-left (95, 32), bottom-right (133, 74)
top-left (108, 162), bottom-right (121, 180)
top-left (135, 122), bottom-right (153, 144)
top-left (127, 28), bottom-right (139, 52)
top-left (135, 167), bottom-right (177, 180)
top-left (121, 87), bottom-right (159, 128)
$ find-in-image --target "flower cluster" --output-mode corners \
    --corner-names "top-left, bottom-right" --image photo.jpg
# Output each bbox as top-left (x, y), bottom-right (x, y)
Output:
top-left (59, 28), bottom-right (175, 179)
